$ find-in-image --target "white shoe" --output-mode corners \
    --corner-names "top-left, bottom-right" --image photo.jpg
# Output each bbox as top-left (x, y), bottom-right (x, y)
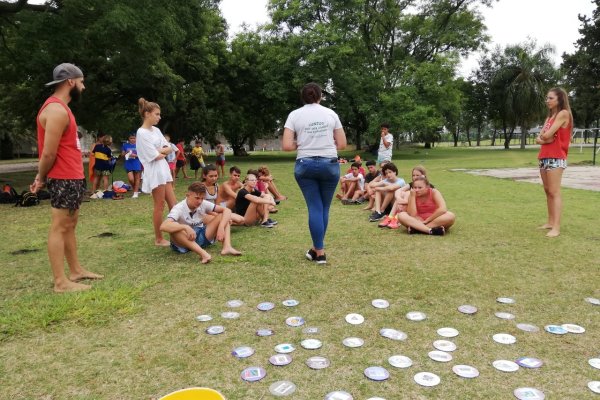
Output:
top-left (132, 192), bottom-right (139, 199)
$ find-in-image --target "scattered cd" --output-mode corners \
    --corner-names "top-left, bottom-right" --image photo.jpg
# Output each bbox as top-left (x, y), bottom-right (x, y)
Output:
top-left (303, 327), bottom-right (320, 334)
top-left (493, 360), bottom-right (519, 372)
top-left (231, 346), bottom-right (254, 358)
top-left (544, 325), bottom-right (568, 335)
top-left (589, 358), bottom-right (600, 370)
top-left (496, 297), bottom-right (516, 304)
top-left (561, 323), bottom-right (585, 334)
top-left (453, 365), bottom-right (479, 378)
top-left (366, 398), bottom-right (386, 400)
top-left (495, 311), bottom-right (515, 320)
top-left (588, 381), bottom-right (600, 394)
top-left (428, 350), bottom-right (452, 363)
top-left (282, 299), bottom-right (299, 307)
top-left (372, 299), bottom-right (390, 309)
top-left (364, 366), bottom-right (390, 381)
top-left (380, 328), bottom-right (407, 341)
top-left (240, 366), bottom-right (266, 382)
top-left (257, 302), bottom-right (275, 311)
top-left (306, 356), bottom-right (330, 370)
top-left (269, 354), bottom-right (293, 366)
top-left (206, 325), bottom-right (225, 335)
top-left (433, 340), bottom-right (457, 352)
top-left (406, 311), bottom-right (427, 321)
top-left (585, 297), bottom-right (600, 305)
top-left (437, 327), bottom-right (459, 338)
top-left (414, 372), bottom-right (440, 387)
top-left (195, 314), bottom-right (212, 322)
top-left (325, 391), bottom-right (353, 400)
top-left (514, 387), bottom-right (545, 400)
top-left (274, 343), bottom-right (296, 354)
top-left (256, 329), bottom-right (274, 337)
top-left (227, 299), bottom-right (244, 308)
top-left (493, 333), bottom-right (516, 344)
top-left (516, 357), bottom-right (543, 369)
top-left (286, 316), bottom-right (305, 327)
top-left (221, 311), bottom-right (239, 319)
top-left (458, 305), bottom-right (478, 314)
top-left (342, 337), bottom-right (364, 348)
top-left (269, 380), bottom-right (297, 397)
top-left (345, 313), bottom-right (365, 325)
top-left (301, 339), bottom-right (322, 350)
top-left (516, 323), bottom-right (540, 332)
top-left (388, 355), bottom-right (413, 368)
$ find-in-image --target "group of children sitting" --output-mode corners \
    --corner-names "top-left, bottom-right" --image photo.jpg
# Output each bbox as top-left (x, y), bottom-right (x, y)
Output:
top-left (336, 160), bottom-right (456, 235)
top-left (159, 164), bottom-right (287, 263)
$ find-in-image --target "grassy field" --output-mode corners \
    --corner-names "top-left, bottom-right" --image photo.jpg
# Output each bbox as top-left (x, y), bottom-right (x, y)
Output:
top-left (1, 147), bottom-right (599, 400)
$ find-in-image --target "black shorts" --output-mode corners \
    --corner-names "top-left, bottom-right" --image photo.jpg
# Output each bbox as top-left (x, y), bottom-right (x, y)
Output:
top-left (47, 178), bottom-right (86, 210)
top-left (176, 159), bottom-right (185, 168)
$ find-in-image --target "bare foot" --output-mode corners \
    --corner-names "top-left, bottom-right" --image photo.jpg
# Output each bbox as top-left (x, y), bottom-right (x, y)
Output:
top-left (54, 280), bottom-right (92, 293)
top-left (70, 270), bottom-right (104, 282)
top-left (221, 247), bottom-right (242, 256)
top-left (276, 196), bottom-right (287, 201)
top-left (155, 239), bottom-right (171, 247)
top-left (200, 256), bottom-right (212, 264)
top-left (362, 206), bottom-right (372, 211)
top-left (546, 229), bottom-right (560, 238)
top-left (335, 193), bottom-right (342, 200)
top-left (538, 224), bottom-right (553, 230)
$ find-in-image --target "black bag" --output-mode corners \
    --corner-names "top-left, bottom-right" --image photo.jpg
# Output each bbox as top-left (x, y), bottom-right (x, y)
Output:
top-left (15, 191), bottom-right (40, 207)
top-left (37, 190), bottom-right (51, 200)
top-left (1, 183), bottom-right (18, 204)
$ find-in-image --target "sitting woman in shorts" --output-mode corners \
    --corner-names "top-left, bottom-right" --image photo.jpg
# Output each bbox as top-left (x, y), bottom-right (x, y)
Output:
top-left (397, 176), bottom-right (455, 235)
top-left (235, 173), bottom-right (277, 228)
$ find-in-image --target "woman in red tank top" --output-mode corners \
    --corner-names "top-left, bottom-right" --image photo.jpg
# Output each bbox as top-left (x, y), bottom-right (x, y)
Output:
top-left (397, 176), bottom-right (455, 235)
top-left (535, 88), bottom-right (573, 238)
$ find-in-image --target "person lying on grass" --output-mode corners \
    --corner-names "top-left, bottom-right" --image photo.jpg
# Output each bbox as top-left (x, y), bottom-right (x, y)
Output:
top-left (397, 175), bottom-right (455, 235)
top-left (160, 182), bottom-right (241, 263)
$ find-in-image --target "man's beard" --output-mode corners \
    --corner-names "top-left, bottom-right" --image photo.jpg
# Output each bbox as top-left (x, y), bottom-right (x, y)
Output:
top-left (69, 86), bottom-right (82, 103)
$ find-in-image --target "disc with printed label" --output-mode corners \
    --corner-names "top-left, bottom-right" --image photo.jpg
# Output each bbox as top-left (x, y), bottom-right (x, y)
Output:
top-left (274, 343), bottom-right (296, 354)
top-left (493, 333), bottom-right (516, 344)
top-left (286, 316), bottom-right (305, 327)
top-left (437, 327), bottom-right (459, 338)
top-left (221, 311), bottom-right (239, 319)
top-left (496, 297), bottom-right (516, 304)
top-left (516, 357), bottom-right (543, 369)
top-left (227, 299), bottom-right (244, 308)
top-left (544, 325), bottom-right (568, 335)
top-left (269, 354), bottom-right (293, 366)
top-left (324, 391), bottom-right (353, 400)
top-left (256, 329), bottom-right (274, 337)
top-left (364, 366), bottom-right (390, 381)
top-left (232, 346), bottom-right (254, 358)
top-left (257, 302), bottom-right (275, 311)
top-left (495, 312), bottom-right (515, 320)
top-left (514, 387), bottom-right (545, 400)
top-left (428, 350), bottom-right (452, 363)
top-left (269, 381), bottom-right (296, 397)
top-left (516, 323), bottom-right (540, 332)
top-left (433, 340), bottom-right (457, 352)
top-left (342, 337), bottom-right (364, 348)
top-left (493, 360), bottom-right (519, 372)
top-left (206, 325), bottom-right (225, 335)
top-left (345, 313), bottom-right (365, 325)
top-left (414, 372), bottom-right (440, 387)
top-left (303, 327), bottom-right (320, 334)
top-left (388, 355), bottom-right (413, 368)
top-left (406, 311), bottom-right (427, 321)
top-left (306, 356), bottom-right (330, 370)
top-left (453, 365), bottom-right (479, 378)
top-left (458, 305), bottom-right (478, 314)
top-left (372, 299), bottom-right (390, 309)
top-left (282, 299), bottom-right (299, 307)
top-left (196, 314), bottom-right (212, 322)
top-left (240, 366), bottom-right (266, 382)
top-left (301, 339), bottom-right (322, 350)
top-left (380, 328), bottom-right (407, 341)
top-left (561, 323), bottom-right (585, 333)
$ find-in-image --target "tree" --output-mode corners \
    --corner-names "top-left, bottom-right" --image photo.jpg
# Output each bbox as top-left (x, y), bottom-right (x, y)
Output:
top-left (492, 42), bottom-right (558, 149)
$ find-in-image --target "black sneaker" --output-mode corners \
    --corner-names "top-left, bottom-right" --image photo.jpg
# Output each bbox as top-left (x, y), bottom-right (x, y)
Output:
top-left (306, 248), bottom-right (317, 261)
top-left (260, 221), bottom-right (274, 228)
top-left (407, 226), bottom-right (419, 234)
top-left (369, 211), bottom-right (384, 222)
top-left (266, 218), bottom-right (278, 226)
top-left (430, 226), bottom-right (445, 236)
top-left (315, 254), bottom-right (327, 265)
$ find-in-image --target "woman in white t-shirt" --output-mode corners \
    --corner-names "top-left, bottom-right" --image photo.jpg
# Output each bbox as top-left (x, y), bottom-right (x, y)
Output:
top-left (136, 98), bottom-right (177, 246)
top-left (282, 83), bottom-right (347, 265)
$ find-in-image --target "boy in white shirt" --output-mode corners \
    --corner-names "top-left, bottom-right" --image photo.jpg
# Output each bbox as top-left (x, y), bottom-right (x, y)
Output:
top-left (160, 182), bottom-right (241, 263)
top-left (368, 162), bottom-right (408, 222)
top-left (336, 162), bottom-right (365, 204)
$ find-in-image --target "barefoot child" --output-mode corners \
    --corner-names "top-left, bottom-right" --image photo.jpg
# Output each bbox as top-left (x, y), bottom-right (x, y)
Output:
top-left (160, 182), bottom-right (241, 263)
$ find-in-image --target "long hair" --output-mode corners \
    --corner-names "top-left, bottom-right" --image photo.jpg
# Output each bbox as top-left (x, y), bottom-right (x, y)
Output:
top-left (547, 88), bottom-right (573, 125)
top-left (138, 97), bottom-right (160, 119)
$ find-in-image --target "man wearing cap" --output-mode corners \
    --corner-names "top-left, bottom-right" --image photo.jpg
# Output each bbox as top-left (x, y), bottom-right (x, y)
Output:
top-left (30, 63), bottom-right (104, 292)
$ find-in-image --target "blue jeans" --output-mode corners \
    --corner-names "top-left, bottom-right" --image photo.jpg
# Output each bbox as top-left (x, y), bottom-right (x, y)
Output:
top-left (294, 157), bottom-right (340, 250)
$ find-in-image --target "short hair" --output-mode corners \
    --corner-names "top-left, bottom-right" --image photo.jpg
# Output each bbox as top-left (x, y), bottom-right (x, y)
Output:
top-left (138, 97), bottom-right (160, 119)
top-left (380, 123), bottom-right (390, 129)
top-left (350, 162), bottom-right (361, 169)
top-left (102, 135), bottom-right (112, 146)
top-left (229, 166), bottom-right (241, 174)
top-left (301, 82), bottom-right (322, 104)
top-left (215, 140), bottom-right (221, 145)
top-left (366, 160), bottom-right (376, 167)
top-left (128, 133), bottom-right (136, 138)
top-left (187, 182), bottom-right (207, 193)
top-left (381, 162), bottom-right (398, 175)
top-left (202, 164), bottom-right (218, 176)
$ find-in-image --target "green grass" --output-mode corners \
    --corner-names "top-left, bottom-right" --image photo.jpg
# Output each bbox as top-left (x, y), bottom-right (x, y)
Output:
top-left (0, 147), bottom-right (599, 399)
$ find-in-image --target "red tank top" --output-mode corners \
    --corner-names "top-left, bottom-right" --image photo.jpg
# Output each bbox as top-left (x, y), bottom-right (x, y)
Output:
top-left (37, 97), bottom-right (84, 179)
top-left (416, 188), bottom-right (437, 219)
top-left (538, 117), bottom-right (571, 160)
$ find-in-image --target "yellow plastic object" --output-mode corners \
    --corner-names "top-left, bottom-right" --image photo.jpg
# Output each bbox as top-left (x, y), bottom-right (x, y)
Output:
top-left (159, 387), bottom-right (226, 400)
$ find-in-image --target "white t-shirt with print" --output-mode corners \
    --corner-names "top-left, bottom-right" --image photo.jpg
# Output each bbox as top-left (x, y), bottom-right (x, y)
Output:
top-left (167, 199), bottom-right (215, 228)
top-left (284, 103), bottom-right (343, 159)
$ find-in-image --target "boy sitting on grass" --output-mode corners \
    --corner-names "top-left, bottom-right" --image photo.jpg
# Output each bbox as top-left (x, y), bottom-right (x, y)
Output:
top-left (336, 162), bottom-right (365, 204)
top-left (160, 182), bottom-right (241, 264)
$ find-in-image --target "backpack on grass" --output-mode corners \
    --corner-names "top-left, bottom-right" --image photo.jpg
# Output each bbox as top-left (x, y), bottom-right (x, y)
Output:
top-left (15, 191), bottom-right (40, 207)
top-left (1, 184), bottom-right (18, 204)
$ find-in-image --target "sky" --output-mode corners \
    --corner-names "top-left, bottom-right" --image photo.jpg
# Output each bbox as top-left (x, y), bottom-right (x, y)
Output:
top-left (219, 0), bottom-right (597, 77)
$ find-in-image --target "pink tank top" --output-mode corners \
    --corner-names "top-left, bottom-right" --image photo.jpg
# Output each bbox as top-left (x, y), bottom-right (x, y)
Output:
top-left (416, 188), bottom-right (437, 220)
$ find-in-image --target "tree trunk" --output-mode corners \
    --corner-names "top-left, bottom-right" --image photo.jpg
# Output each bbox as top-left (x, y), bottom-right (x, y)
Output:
top-left (476, 125), bottom-right (481, 146)
top-left (520, 126), bottom-right (527, 149)
top-left (491, 128), bottom-right (497, 146)
top-left (452, 126), bottom-right (459, 147)
top-left (424, 142), bottom-right (431, 149)
top-left (503, 127), bottom-right (514, 149)
top-left (232, 145), bottom-right (249, 156)
top-left (466, 127), bottom-right (472, 146)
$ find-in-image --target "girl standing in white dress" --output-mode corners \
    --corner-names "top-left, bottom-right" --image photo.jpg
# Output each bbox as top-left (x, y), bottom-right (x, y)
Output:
top-left (136, 98), bottom-right (177, 246)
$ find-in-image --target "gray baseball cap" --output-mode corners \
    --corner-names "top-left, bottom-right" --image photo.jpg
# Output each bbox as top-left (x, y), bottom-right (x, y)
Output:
top-left (45, 63), bottom-right (84, 86)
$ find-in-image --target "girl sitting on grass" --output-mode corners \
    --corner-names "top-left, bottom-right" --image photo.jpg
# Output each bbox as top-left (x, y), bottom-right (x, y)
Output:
top-left (379, 165), bottom-right (428, 229)
top-left (397, 175), bottom-right (455, 235)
